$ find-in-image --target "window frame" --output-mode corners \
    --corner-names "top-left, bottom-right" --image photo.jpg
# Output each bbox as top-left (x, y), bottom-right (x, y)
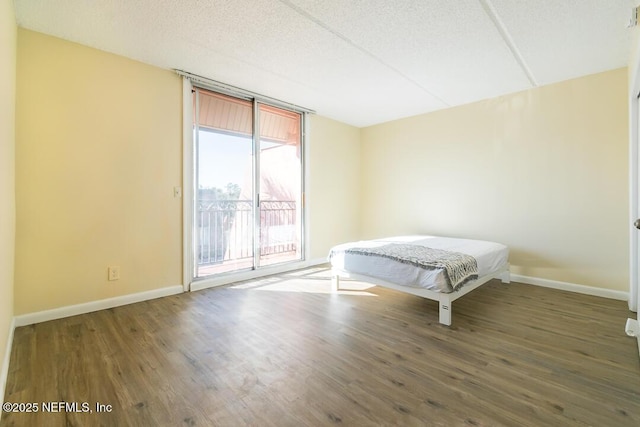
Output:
top-left (181, 76), bottom-right (312, 292)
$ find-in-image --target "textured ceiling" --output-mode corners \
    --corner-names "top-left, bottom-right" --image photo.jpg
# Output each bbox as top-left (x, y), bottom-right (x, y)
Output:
top-left (14, 0), bottom-right (635, 127)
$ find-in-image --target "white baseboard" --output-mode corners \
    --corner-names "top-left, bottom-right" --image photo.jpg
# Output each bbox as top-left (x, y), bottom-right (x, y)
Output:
top-left (14, 259), bottom-right (332, 325)
top-left (307, 257), bottom-right (329, 266)
top-left (191, 257), bottom-right (328, 292)
top-left (14, 285), bottom-right (184, 327)
top-left (511, 274), bottom-right (628, 301)
top-left (1, 317), bottom-right (16, 415)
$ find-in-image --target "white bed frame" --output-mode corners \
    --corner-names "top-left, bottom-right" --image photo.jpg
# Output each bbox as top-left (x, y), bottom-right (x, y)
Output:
top-left (331, 264), bottom-right (510, 326)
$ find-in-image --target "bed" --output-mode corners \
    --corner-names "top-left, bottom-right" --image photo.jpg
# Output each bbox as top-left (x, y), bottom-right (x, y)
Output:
top-left (328, 235), bottom-right (510, 326)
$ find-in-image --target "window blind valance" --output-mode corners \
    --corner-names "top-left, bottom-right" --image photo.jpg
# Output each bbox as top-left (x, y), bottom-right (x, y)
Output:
top-left (195, 88), bottom-right (301, 145)
top-left (175, 69), bottom-right (314, 115)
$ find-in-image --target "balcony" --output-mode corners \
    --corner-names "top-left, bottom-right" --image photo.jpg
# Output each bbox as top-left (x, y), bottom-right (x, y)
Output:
top-left (197, 199), bottom-right (300, 276)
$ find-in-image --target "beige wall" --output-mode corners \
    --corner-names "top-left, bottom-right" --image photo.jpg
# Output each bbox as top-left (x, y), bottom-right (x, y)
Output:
top-left (14, 30), bottom-right (362, 315)
top-left (361, 68), bottom-right (629, 291)
top-left (13, 27), bottom-right (625, 313)
top-left (0, 0), bottom-right (16, 379)
top-left (15, 30), bottom-right (183, 314)
top-left (307, 115), bottom-right (361, 259)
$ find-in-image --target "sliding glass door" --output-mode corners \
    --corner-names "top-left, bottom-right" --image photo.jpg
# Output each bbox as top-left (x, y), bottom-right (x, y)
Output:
top-left (193, 88), bottom-right (303, 279)
top-left (257, 104), bottom-right (303, 267)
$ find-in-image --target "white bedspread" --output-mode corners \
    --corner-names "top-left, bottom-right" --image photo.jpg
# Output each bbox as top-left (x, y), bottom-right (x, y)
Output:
top-left (328, 235), bottom-right (509, 293)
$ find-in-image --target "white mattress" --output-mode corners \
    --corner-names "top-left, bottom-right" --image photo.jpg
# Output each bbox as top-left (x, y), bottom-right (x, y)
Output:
top-left (329, 235), bottom-right (509, 293)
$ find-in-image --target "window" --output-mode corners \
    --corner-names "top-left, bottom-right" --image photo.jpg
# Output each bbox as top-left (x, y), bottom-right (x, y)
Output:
top-left (191, 87), bottom-right (305, 279)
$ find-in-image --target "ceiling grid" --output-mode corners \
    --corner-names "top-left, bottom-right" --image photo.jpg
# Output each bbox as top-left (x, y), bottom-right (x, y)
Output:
top-left (477, 0), bottom-right (538, 87)
top-left (14, 0), bottom-right (633, 127)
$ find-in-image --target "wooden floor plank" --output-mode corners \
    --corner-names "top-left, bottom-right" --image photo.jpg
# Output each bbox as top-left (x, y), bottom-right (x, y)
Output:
top-left (2, 266), bottom-right (639, 426)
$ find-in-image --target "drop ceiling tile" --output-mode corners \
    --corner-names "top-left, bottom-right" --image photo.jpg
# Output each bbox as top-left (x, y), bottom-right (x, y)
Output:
top-left (488, 0), bottom-right (633, 85)
top-left (288, 0), bottom-right (533, 106)
top-left (14, 0), bottom-right (634, 126)
top-left (16, 0), bottom-right (447, 126)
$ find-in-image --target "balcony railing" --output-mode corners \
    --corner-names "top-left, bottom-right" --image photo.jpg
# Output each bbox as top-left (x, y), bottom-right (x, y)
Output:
top-left (197, 199), bottom-right (298, 266)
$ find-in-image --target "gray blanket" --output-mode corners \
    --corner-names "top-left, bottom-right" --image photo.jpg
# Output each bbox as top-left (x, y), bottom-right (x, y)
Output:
top-left (331, 243), bottom-right (478, 292)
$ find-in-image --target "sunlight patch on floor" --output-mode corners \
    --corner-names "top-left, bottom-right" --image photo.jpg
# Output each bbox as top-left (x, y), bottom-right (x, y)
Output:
top-left (230, 276), bottom-right (377, 296)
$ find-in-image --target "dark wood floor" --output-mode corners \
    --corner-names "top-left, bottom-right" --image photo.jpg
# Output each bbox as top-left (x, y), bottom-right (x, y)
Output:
top-left (2, 266), bottom-right (639, 426)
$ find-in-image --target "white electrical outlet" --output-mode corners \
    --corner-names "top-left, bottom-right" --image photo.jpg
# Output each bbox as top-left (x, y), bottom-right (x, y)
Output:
top-left (108, 266), bottom-right (120, 281)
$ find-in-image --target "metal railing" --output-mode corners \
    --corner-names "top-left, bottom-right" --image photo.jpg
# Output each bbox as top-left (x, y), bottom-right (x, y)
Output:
top-left (197, 199), bottom-right (297, 265)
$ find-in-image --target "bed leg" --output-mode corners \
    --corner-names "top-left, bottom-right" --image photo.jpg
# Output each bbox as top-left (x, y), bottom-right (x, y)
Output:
top-left (331, 272), bottom-right (340, 293)
top-left (439, 302), bottom-right (452, 326)
top-left (501, 268), bottom-right (511, 284)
